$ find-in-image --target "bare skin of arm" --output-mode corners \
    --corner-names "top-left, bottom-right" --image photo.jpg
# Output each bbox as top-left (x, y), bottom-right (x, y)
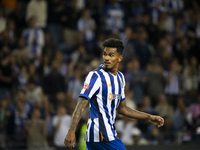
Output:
top-left (64, 97), bottom-right (88, 149)
top-left (118, 100), bottom-right (164, 128)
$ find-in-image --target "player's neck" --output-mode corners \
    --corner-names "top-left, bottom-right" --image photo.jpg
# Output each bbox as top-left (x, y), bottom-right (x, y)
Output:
top-left (102, 65), bottom-right (119, 76)
top-left (107, 67), bottom-right (118, 76)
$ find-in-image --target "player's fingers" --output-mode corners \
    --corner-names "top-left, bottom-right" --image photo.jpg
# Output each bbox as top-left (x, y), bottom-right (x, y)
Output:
top-left (65, 140), bottom-right (72, 148)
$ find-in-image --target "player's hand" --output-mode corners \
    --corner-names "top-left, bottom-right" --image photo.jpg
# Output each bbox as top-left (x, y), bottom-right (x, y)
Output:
top-left (148, 115), bottom-right (164, 128)
top-left (64, 130), bottom-right (76, 149)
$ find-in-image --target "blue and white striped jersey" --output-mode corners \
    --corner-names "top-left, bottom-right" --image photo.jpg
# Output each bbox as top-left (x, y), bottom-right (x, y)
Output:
top-left (79, 65), bottom-right (125, 142)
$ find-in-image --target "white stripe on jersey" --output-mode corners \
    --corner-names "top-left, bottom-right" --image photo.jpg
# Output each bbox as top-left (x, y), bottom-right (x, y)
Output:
top-left (101, 70), bottom-right (114, 125)
top-left (80, 72), bottom-right (100, 99)
top-left (114, 75), bottom-right (119, 136)
top-left (93, 118), bottom-right (99, 142)
top-left (86, 118), bottom-right (92, 141)
top-left (118, 72), bottom-right (126, 100)
top-left (99, 69), bottom-right (115, 141)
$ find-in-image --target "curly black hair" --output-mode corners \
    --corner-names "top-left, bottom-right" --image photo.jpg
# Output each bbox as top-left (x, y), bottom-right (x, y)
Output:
top-left (102, 38), bottom-right (124, 55)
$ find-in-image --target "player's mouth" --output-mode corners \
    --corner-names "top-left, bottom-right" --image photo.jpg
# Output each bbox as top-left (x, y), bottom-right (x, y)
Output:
top-left (104, 62), bottom-right (110, 66)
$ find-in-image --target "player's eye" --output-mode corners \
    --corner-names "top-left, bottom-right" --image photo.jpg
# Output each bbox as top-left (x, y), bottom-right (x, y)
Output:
top-left (110, 54), bottom-right (114, 57)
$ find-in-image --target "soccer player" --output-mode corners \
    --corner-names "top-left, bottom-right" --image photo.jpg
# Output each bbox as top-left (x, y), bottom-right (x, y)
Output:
top-left (64, 38), bottom-right (164, 150)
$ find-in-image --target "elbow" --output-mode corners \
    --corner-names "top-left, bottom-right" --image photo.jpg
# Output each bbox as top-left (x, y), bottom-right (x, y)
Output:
top-left (117, 108), bottom-right (124, 115)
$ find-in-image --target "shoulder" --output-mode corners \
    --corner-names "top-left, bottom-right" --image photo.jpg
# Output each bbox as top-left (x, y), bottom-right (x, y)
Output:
top-left (118, 71), bottom-right (125, 80)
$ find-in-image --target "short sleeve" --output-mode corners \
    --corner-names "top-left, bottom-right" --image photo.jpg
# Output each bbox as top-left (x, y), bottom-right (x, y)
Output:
top-left (79, 71), bottom-right (100, 101)
top-left (120, 73), bottom-right (126, 101)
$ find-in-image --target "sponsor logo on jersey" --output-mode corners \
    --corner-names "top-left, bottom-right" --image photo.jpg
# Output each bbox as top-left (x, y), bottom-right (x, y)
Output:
top-left (109, 93), bottom-right (121, 100)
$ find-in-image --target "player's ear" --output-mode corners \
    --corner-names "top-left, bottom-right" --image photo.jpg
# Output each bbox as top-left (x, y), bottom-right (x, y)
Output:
top-left (118, 55), bottom-right (123, 63)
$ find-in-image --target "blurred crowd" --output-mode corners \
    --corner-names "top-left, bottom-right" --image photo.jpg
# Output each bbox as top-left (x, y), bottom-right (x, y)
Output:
top-left (0, 0), bottom-right (200, 150)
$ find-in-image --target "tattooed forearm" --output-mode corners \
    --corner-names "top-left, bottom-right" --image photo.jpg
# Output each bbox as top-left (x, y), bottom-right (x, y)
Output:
top-left (118, 101), bottom-right (149, 119)
top-left (69, 97), bottom-right (88, 131)
top-left (124, 105), bottom-right (141, 114)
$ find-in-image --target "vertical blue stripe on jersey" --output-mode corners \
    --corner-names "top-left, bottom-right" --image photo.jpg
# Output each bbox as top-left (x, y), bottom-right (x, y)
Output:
top-left (84, 73), bottom-right (98, 97)
top-left (93, 94), bottom-right (107, 142)
top-left (118, 72), bottom-right (124, 85)
top-left (89, 89), bottom-right (100, 118)
top-left (98, 70), bottom-right (114, 141)
top-left (89, 119), bottom-right (94, 142)
top-left (108, 74), bottom-right (115, 126)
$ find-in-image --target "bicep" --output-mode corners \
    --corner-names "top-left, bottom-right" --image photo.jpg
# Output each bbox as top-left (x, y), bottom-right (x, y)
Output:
top-left (75, 97), bottom-right (89, 110)
top-left (117, 100), bottom-right (126, 114)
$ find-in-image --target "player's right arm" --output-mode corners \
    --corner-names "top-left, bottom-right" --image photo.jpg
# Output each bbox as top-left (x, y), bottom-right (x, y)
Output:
top-left (64, 97), bottom-right (88, 149)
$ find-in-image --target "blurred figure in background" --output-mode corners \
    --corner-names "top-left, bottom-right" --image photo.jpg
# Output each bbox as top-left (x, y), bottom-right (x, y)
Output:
top-left (42, 59), bottom-right (65, 107)
top-left (164, 59), bottom-right (180, 108)
top-left (52, 105), bottom-right (71, 150)
top-left (77, 9), bottom-right (96, 50)
top-left (0, 52), bottom-right (13, 92)
top-left (24, 108), bottom-right (48, 150)
top-left (26, 79), bottom-right (43, 108)
top-left (131, 128), bottom-right (149, 145)
top-left (26, 0), bottom-right (47, 29)
top-left (22, 16), bottom-right (44, 64)
top-left (155, 94), bottom-right (174, 118)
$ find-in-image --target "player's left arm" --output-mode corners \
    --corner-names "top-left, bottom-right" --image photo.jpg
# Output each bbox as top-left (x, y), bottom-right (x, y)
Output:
top-left (117, 100), bottom-right (164, 128)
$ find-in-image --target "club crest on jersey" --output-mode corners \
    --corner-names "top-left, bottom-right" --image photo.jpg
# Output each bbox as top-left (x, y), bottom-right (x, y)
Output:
top-left (83, 83), bottom-right (89, 89)
top-left (120, 80), bottom-right (124, 88)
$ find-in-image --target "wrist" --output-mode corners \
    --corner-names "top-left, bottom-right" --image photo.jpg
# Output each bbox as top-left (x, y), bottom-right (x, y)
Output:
top-left (68, 129), bottom-right (76, 132)
top-left (147, 114), bottom-right (153, 120)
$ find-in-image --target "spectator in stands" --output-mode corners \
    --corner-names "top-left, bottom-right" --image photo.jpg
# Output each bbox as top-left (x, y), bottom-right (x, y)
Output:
top-left (12, 38), bottom-right (30, 66)
top-left (160, 116), bottom-right (175, 145)
top-left (42, 59), bottom-right (65, 107)
top-left (164, 59), bottom-right (180, 107)
top-left (3, 19), bottom-right (17, 49)
top-left (155, 94), bottom-right (174, 118)
top-left (67, 69), bottom-right (83, 102)
top-left (22, 16), bottom-right (45, 61)
top-left (77, 9), bottom-right (96, 47)
top-left (0, 52), bottom-right (13, 92)
top-left (125, 59), bottom-right (146, 105)
top-left (24, 108), bottom-right (48, 150)
top-left (116, 116), bottom-right (138, 146)
top-left (102, 0), bottom-right (125, 33)
top-left (148, 125), bottom-right (163, 145)
top-left (26, 0), bottom-right (47, 29)
top-left (17, 65), bottom-right (28, 90)
top-left (134, 27), bottom-right (155, 69)
top-left (8, 2), bottom-right (26, 31)
top-left (52, 105), bottom-right (71, 149)
top-left (140, 96), bottom-right (154, 114)
top-left (0, 8), bottom-right (6, 34)
top-left (173, 96), bottom-right (188, 144)
top-left (37, 54), bottom-right (52, 77)
top-left (8, 100), bottom-right (28, 149)
top-left (28, 63), bottom-right (40, 84)
top-left (16, 89), bottom-right (34, 119)
top-left (26, 79), bottom-right (43, 108)
top-left (146, 62), bottom-right (166, 106)
top-left (131, 128), bottom-right (149, 145)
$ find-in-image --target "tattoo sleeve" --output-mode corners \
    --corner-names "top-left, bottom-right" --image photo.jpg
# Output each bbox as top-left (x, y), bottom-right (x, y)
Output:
top-left (123, 102), bottom-right (141, 114)
top-left (69, 97), bottom-right (88, 131)
top-left (118, 101), bottom-right (150, 119)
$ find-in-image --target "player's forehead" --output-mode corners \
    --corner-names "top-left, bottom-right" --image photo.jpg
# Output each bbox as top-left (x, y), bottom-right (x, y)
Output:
top-left (103, 47), bottom-right (117, 54)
